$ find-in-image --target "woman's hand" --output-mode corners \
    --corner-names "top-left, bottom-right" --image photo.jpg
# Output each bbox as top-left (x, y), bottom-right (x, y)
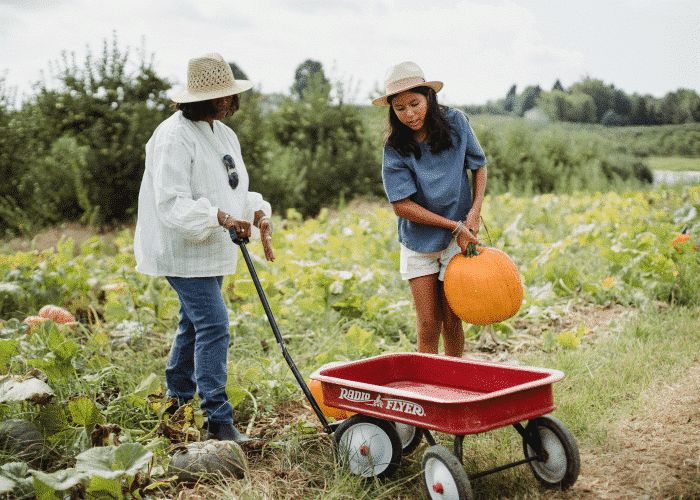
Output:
top-left (260, 218), bottom-right (275, 261)
top-left (253, 210), bottom-right (275, 261)
top-left (218, 210), bottom-right (251, 238)
top-left (456, 223), bottom-right (480, 253)
top-left (465, 209), bottom-right (480, 238)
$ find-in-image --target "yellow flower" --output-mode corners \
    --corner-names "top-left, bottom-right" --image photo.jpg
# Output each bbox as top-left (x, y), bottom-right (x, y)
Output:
top-left (241, 303), bottom-right (253, 312)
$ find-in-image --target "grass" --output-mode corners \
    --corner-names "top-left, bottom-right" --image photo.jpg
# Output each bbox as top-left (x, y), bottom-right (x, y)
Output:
top-left (646, 156), bottom-right (700, 172)
top-left (151, 304), bottom-right (700, 500)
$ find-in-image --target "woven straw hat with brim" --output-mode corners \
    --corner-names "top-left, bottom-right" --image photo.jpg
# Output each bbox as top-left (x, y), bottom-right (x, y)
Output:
top-left (372, 61), bottom-right (443, 107)
top-left (172, 53), bottom-right (253, 104)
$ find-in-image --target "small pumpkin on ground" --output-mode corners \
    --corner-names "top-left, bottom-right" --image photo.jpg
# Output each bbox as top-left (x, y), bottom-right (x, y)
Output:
top-left (444, 242), bottom-right (523, 326)
top-left (308, 378), bottom-right (354, 421)
top-left (0, 419), bottom-right (46, 464)
top-left (38, 305), bottom-right (77, 325)
top-left (22, 316), bottom-right (49, 332)
top-left (168, 440), bottom-right (248, 483)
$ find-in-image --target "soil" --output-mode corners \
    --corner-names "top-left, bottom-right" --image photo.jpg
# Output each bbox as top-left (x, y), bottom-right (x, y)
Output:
top-left (7, 223), bottom-right (700, 499)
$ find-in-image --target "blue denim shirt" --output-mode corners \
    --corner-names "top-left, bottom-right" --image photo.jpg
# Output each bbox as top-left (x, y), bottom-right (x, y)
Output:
top-left (382, 108), bottom-right (487, 253)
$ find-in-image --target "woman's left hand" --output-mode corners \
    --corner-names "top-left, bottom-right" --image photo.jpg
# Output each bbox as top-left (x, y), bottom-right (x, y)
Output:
top-left (260, 218), bottom-right (275, 262)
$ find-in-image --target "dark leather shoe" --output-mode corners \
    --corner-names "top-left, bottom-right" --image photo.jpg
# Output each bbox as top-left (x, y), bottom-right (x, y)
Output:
top-left (206, 422), bottom-right (255, 445)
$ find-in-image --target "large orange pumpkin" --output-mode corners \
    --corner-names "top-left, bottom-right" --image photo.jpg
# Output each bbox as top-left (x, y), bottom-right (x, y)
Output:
top-left (444, 244), bottom-right (523, 325)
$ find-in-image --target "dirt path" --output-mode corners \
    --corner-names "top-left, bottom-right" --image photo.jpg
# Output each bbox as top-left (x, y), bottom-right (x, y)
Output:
top-left (525, 305), bottom-right (700, 500)
top-left (560, 364), bottom-right (700, 500)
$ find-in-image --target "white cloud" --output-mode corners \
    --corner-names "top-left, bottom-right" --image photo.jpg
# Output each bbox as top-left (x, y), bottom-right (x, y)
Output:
top-left (0, 0), bottom-right (697, 105)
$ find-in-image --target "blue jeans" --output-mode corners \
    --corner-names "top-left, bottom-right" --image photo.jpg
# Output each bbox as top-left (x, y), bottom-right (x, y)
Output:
top-left (165, 276), bottom-right (232, 424)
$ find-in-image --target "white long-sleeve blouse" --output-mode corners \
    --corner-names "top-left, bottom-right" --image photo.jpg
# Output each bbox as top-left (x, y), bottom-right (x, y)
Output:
top-left (134, 111), bottom-right (271, 277)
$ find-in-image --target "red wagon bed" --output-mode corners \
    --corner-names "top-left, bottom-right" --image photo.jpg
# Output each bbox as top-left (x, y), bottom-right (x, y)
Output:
top-left (311, 352), bottom-right (564, 435)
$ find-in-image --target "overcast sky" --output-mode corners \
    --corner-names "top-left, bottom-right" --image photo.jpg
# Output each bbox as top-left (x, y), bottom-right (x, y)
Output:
top-left (1, 0), bottom-right (698, 106)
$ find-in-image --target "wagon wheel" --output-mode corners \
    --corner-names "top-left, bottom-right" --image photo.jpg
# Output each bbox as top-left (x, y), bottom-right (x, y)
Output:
top-left (421, 445), bottom-right (473, 500)
top-left (522, 415), bottom-right (580, 489)
top-left (334, 414), bottom-right (402, 479)
top-left (392, 422), bottom-right (423, 455)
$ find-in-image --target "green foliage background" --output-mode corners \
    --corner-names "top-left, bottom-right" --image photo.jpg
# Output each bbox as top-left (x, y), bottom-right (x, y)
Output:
top-left (3, 35), bottom-right (699, 237)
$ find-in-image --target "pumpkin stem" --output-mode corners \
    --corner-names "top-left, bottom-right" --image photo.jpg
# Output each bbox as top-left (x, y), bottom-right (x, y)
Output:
top-left (465, 241), bottom-right (479, 257)
top-left (464, 229), bottom-right (479, 257)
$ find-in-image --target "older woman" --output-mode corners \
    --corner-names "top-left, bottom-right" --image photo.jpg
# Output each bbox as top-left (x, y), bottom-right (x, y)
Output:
top-left (134, 53), bottom-right (274, 444)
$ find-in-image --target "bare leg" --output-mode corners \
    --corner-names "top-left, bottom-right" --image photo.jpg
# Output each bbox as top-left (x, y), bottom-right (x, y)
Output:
top-left (439, 280), bottom-right (464, 357)
top-left (408, 274), bottom-right (443, 354)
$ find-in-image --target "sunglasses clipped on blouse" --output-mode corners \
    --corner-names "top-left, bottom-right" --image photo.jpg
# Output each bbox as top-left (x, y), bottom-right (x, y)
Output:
top-left (222, 154), bottom-right (239, 189)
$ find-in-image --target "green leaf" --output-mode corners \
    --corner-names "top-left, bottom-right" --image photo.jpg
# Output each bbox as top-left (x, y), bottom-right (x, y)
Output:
top-left (344, 324), bottom-right (372, 348)
top-left (68, 395), bottom-right (104, 427)
top-left (75, 443), bottom-right (153, 480)
top-left (31, 468), bottom-right (88, 494)
top-left (0, 375), bottom-right (54, 403)
top-left (47, 329), bottom-right (78, 362)
top-left (1, 462), bottom-right (33, 498)
top-left (86, 475), bottom-right (122, 499)
top-left (0, 339), bottom-right (18, 372)
top-left (225, 381), bottom-right (247, 409)
top-left (233, 279), bottom-right (257, 298)
top-left (103, 300), bottom-right (129, 322)
top-left (38, 403), bottom-right (69, 435)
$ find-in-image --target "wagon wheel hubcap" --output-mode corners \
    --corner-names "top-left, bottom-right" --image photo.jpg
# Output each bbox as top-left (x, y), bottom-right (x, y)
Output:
top-left (338, 423), bottom-right (394, 477)
top-left (424, 457), bottom-right (461, 499)
top-left (529, 427), bottom-right (567, 482)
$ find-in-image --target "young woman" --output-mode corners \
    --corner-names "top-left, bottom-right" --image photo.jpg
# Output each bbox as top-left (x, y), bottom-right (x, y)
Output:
top-left (373, 61), bottom-right (487, 357)
top-left (134, 53), bottom-right (274, 444)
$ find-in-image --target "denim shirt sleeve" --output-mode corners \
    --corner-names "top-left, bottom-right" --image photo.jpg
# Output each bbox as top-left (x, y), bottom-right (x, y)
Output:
top-left (382, 146), bottom-right (417, 203)
top-left (454, 109), bottom-right (487, 171)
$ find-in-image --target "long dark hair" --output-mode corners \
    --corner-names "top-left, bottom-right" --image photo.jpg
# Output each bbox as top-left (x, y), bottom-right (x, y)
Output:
top-left (385, 86), bottom-right (453, 159)
top-left (172, 94), bottom-right (241, 121)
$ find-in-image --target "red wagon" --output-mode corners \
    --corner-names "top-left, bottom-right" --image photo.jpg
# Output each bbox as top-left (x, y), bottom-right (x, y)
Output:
top-left (310, 353), bottom-right (579, 499)
top-left (232, 234), bottom-right (580, 500)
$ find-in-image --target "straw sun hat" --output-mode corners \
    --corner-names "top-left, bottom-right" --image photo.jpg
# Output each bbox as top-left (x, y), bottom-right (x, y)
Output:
top-left (172, 53), bottom-right (253, 104)
top-left (372, 61), bottom-right (443, 107)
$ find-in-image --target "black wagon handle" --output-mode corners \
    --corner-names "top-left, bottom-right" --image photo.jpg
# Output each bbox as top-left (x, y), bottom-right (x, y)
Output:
top-left (229, 228), bottom-right (333, 434)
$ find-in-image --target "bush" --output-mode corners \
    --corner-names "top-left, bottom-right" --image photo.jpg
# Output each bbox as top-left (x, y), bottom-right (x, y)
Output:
top-left (470, 118), bottom-right (653, 196)
top-left (5, 34), bottom-right (172, 230)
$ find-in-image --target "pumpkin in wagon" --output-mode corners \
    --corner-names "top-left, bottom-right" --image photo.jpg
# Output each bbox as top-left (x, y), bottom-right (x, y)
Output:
top-left (443, 242), bottom-right (523, 326)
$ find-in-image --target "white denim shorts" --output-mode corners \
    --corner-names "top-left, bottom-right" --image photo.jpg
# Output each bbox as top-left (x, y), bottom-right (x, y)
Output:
top-left (399, 239), bottom-right (462, 281)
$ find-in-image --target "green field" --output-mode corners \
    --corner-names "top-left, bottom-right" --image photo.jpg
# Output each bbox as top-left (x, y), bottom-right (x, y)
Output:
top-left (646, 155), bottom-right (700, 172)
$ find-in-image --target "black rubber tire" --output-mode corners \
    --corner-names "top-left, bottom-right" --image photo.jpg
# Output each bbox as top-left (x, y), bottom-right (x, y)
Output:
top-left (421, 445), bottom-right (473, 500)
top-left (523, 415), bottom-right (581, 489)
top-left (334, 414), bottom-right (402, 479)
top-left (392, 421), bottom-right (424, 455)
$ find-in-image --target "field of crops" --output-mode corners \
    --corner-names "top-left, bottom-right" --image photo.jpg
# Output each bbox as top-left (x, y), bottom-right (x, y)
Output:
top-left (1, 185), bottom-right (700, 498)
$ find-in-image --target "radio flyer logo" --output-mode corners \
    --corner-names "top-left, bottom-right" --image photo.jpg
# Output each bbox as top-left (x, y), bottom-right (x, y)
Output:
top-left (338, 388), bottom-right (425, 417)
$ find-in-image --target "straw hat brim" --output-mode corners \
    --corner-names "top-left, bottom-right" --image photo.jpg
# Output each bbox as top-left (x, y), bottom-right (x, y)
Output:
top-left (172, 80), bottom-right (254, 104)
top-left (372, 80), bottom-right (443, 107)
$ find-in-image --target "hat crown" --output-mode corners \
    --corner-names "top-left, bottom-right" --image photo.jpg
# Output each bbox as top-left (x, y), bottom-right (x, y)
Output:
top-left (187, 53), bottom-right (235, 94)
top-left (384, 61), bottom-right (425, 88)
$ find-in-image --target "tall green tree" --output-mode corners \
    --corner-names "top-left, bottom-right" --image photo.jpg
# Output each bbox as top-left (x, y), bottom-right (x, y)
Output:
top-left (504, 84), bottom-right (517, 112)
top-left (291, 59), bottom-right (330, 100)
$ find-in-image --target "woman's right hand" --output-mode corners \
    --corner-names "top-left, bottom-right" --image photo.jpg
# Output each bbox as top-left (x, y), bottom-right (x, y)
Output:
top-left (218, 210), bottom-right (251, 238)
top-left (456, 224), bottom-right (480, 254)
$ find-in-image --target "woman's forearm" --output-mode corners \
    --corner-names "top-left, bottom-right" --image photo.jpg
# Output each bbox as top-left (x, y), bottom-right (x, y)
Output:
top-left (470, 165), bottom-right (487, 213)
top-left (391, 198), bottom-right (461, 233)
